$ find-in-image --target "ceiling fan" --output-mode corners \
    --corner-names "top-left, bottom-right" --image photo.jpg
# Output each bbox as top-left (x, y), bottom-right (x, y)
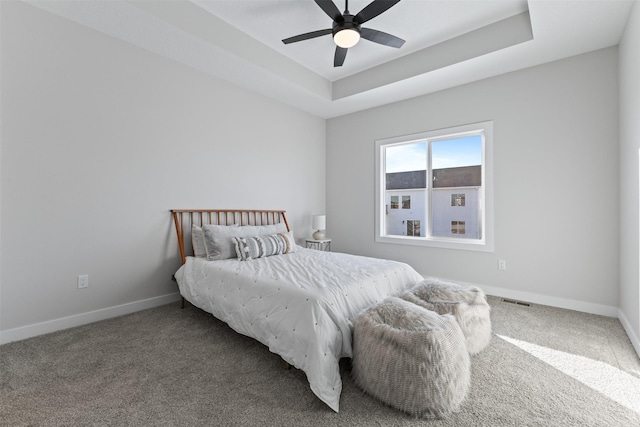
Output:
top-left (282, 0), bottom-right (405, 67)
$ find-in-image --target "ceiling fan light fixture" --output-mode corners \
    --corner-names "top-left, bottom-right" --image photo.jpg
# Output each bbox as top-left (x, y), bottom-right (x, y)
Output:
top-left (333, 28), bottom-right (360, 48)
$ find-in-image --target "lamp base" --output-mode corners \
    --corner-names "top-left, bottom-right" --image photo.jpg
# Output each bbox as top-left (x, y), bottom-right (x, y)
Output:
top-left (313, 230), bottom-right (326, 240)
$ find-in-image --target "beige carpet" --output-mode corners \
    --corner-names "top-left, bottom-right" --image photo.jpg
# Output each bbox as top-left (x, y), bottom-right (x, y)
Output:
top-left (1, 296), bottom-right (639, 426)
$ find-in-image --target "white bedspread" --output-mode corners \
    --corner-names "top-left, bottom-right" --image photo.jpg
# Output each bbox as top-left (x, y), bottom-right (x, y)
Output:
top-left (174, 247), bottom-right (423, 412)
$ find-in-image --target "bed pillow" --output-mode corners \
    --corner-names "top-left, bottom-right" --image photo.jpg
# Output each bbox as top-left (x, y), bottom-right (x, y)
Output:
top-left (276, 231), bottom-right (297, 254)
top-left (191, 225), bottom-right (207, 258)
top-left (203, 223), bottom-right (288, 260)
top-left (232, 232), bottom-right (297, 261)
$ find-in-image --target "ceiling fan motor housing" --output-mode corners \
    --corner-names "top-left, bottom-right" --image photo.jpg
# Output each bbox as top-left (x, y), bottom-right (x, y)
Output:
top-left (332, 14), bottom-right (361, 37)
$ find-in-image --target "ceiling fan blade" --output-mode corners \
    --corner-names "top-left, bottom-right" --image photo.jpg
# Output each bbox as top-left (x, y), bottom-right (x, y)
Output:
top-left (355, 0), bottom-right (402, 24)
top-left (360, 27), bottom-right (405, 48)
top-left (334, 46), bottom-right (348, 67)
top-left (315, 0), bottom-right (344, 22)
top-left (282, 28), bottom-right (332, 44)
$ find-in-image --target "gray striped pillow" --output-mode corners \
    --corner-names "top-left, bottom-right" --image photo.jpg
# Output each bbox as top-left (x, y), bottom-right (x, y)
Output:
top-left (232, 232), bottom-right (296, 261)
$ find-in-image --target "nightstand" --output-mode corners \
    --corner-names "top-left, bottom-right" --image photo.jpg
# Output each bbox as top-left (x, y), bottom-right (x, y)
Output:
top-left (306, 238), bottom-right (331, 252)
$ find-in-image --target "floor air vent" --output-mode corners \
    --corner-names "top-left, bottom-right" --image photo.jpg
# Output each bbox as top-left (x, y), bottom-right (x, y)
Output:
top-left (501, 298), bottom-right (531, 307)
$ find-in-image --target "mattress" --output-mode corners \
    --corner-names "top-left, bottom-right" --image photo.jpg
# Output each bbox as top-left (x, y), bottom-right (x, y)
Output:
top-left (174, 247), bottom-right (423, 412)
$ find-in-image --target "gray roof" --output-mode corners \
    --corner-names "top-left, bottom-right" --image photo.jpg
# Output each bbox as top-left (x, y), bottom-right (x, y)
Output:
top-left (386, 170), bottom-right (426, 190)
top-left (433, 166), bottom-right (481, 188)
top-left (386, 165), bottom-right (481, 190)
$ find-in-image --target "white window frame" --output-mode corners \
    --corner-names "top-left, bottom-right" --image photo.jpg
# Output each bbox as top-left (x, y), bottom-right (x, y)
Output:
top-left (374, 121), bottom-right (494, 252)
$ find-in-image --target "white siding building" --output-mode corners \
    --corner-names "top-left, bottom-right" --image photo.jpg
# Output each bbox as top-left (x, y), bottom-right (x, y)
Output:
top-left (385, 166), bottom-right (481, 239)
top-left (431, 187), bottom-right (481, 239)
top-left (385, 170), bottom-right (427, 237)
top-left (385, 189), bottom-right (426, 236)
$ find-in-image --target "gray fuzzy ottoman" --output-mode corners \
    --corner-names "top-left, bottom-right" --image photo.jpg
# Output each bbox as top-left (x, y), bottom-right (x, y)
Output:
top-left (352, 297), bottom-right (470, 418)
top-left (402, 278), bottom-right (492, 355)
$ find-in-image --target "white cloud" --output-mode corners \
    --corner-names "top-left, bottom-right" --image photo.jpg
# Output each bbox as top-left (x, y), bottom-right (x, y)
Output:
top-left (385, 142), bottom-right (426, 173)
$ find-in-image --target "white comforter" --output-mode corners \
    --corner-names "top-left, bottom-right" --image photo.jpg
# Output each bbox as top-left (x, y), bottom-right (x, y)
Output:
top-left (174, 247), bottom-right (423, 412)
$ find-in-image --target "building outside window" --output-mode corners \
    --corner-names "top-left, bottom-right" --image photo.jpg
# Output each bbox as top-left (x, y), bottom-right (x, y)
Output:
top-left (385, 189), bottom-right (425, 236)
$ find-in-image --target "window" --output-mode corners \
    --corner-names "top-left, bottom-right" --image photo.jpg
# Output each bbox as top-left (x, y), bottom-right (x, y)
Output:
top-left (407, 220), bottom-right (421, 236)
top-left (390, 196), bottom-right (399, 209)
top-left (451, 221), bottom-right (466, 234)
top-left (451, 194), bottom-right (465, 207)
top-left (375, 121), bottom-right (494, 252)
top-left (402, 195), bottom-right (411, 209)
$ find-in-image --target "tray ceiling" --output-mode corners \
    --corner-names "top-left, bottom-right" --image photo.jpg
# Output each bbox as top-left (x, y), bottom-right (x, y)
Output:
top-left (28, 0), bottom-right (634, 118)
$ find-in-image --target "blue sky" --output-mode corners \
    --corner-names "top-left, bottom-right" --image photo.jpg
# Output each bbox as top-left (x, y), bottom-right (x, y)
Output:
top-left (385, 135), bottom-right (482, 172)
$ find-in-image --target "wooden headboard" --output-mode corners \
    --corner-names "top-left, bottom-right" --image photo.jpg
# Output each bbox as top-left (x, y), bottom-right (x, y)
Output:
top-left (171, 209), bottom-right (290, 265)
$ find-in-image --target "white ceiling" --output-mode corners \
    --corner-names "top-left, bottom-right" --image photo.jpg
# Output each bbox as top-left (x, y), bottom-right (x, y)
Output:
top-left (29, 0), bottom-right (634, 118)
top-left (195, 0), bottom-right (531, 81)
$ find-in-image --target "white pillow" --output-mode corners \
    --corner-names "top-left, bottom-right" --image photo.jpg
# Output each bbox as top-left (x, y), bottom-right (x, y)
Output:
top-left (203, 223), bottom-right (288, 260)
top-left (191, 224), bottom-right (208, 258)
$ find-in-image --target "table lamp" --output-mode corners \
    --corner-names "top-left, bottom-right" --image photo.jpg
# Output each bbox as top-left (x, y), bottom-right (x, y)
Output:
top-left (312, 215), bottom-right (326, 240)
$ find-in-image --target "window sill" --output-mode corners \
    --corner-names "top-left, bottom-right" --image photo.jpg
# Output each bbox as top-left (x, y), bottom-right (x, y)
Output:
top-left (375, 234), bottom-right (494, 252)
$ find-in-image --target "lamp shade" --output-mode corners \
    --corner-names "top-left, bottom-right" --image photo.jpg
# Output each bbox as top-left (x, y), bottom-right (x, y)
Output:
top-left (312, 215), bottom-right (326, 231)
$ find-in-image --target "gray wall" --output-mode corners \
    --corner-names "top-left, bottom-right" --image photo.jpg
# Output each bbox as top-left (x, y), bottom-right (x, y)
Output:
top-left (327, 47), bottom-right (620, 316)
top-left (0, 2), bottom-right (326, 340)
top-left (619, 0), bottom-right (640, 354)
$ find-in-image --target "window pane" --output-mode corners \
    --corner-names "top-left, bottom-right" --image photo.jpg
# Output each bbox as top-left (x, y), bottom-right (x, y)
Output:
top-left (411, 220), bottom-right (421, 236)
top-left (451, 220), bottom-right (466, 234)
top-left (451, 193), bottom-right (465, 206)
top-left (431, 136), bottom-right (482, 239)
top-left (384, 142), bottom-right (427, 237)
top-left (390, 195), bottom-right (399, 209)
top-left (406, 220), bottom-right (421, 236)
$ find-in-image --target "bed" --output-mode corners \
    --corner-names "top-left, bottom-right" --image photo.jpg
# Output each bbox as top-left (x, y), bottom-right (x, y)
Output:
top-left (171, 209), bottom-right (424, 412)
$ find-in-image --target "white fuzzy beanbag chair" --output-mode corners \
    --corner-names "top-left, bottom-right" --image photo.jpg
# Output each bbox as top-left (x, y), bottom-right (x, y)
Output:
top-left (402, 278), bottom-right (492, 355)
top-left (352, 297), bottom-right (470, 418)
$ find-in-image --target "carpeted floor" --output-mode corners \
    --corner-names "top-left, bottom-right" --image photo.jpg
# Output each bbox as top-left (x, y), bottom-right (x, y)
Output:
top-left (1, 296), bottom-right (639, 426)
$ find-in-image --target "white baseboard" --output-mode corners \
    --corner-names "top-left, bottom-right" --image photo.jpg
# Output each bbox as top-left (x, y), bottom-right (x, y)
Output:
top-left (479, 284), bottom-right (619, 317)
top-left (618, 309), bottom-right (640, 359)
top-left (3, 286), bottom-right (639, 359)
top-left (0, 292), bottom-right (181, 345)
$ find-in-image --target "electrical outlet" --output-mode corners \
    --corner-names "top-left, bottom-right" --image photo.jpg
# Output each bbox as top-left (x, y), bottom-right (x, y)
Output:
top-left (498, 260), bottom-right (506, 270)
top-left (77, 275), bottom-right (89, 289)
